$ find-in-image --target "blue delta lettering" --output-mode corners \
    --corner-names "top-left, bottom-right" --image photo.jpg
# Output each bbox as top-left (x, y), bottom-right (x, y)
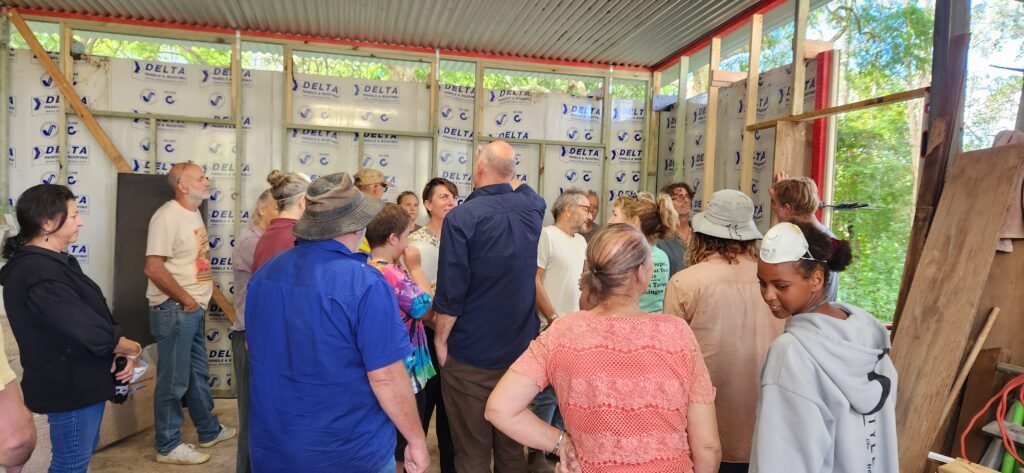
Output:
top-left (208, 350), bottom-right (231, 358)
top-left (690, 153), bottom-right (705, 168)
top-left (442, 84), bottom-right (474, 95)
top-left (666, 116), bottom-right (677, 129)
top-left (664, 160), bottom-right (676, 173)
top-left (498, 131), bottom-right (530, 139)
top-left (613, 107), bottom-right (645, 121)
top-left (611, 149), bottom-right (642, 161)
top-left (361, 85), bottom-right (399, 95)
top-left (211, 210), bottom-right (234, 219)
top-left (304, 81), bottom-right (338, 93)
top-left (692, 106), bottom-right (707, 124)
top-left (442, 127), bottom-right (473, 139)
top-left (564, 104), bottom-right (602, 121)
top-left (440, 171), bottom-right (471, 182)
top-left (143, 63), bottom-right (185, 75)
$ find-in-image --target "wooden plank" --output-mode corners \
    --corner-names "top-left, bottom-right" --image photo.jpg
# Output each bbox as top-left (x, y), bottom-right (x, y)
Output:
top-left (803, 40), bottom-right (834, 59)
top-left (281, 45), bottom-right (292, 172)
top-left (672, 56), bottom-right (689, 185)
top-left (711, 69), bottom-right (746, 87)
top-left (773, 121), bottom-right (813, 179)
top-left (746, 87), bottom-right (929, 131)
top-left (892, 143), bottom-right (1024, 473)
top-left (953, 348), bottom-right (1010, 461)
top-left (935, 308), bottom-right (1001, 445)
top-left (977, 243), bottom-right (1024, 363)
top-left (703, 38), bottom-right (722, 206)
top-left (894, 34), bottom-right (970, 329)
top-left (740, 14), bottom-right (763, 197)
top-left (790, 0), bottom-right (809, 116)
top-left (8, 11), bottom-right (131, 173)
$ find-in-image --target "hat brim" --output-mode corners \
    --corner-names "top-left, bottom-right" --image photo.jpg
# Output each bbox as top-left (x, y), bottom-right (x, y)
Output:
top-left (692, 211), bottom-right (763, 241)
top-left (292, 195), bottom-right (386, 241)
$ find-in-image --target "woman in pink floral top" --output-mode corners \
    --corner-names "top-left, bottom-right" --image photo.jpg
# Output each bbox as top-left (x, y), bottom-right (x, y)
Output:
top-left (486, 224), bottom-right (721, 473)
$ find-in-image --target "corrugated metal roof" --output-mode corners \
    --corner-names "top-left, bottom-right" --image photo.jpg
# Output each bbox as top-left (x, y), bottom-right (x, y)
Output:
top-left (7, 0), bottom-right (767, 68)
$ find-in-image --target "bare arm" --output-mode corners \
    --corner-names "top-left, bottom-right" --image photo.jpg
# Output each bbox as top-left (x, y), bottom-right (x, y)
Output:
top-left (367, 361), bottom-right (429, 473)
top-left (402, 246), bottom-right (432, 296)
top-left (433, 313), bottom-right (456, 368)
top-left (686, 401), bottom-right (722, 473)
top-left (535, 268), bottom-right (556, 323)
top-left (485, 370), bottom-right (580, 472)
top-left (0, 381), bottom-right (36, 470)
top-left (143, 255), bottom-right (199, 310)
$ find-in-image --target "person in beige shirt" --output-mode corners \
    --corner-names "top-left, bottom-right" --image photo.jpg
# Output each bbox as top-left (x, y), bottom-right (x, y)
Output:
top-left (663, 189), bottom-right (784, 473)
top-left (0, 324), bottom-right (35, 473)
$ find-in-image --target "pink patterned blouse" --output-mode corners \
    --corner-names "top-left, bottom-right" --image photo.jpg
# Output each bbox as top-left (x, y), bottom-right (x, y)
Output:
top-left (511, 311), bottom-right (716, 473)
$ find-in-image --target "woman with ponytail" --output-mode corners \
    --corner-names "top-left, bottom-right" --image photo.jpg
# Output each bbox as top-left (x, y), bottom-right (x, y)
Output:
top-left (607, 192), bottom-right (678, 312)
top-left (486, 224), bottom-right (721, 473)
top-left (0, 184), bottom-right (142, 472)
top-left (252, 170), bottom-right (311, 271)
top-left (752, 222), bottom-right (897, 473)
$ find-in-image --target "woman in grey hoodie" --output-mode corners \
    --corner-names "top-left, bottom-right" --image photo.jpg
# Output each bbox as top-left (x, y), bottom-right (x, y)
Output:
top-left (751, 222), bottom-right (898, 473)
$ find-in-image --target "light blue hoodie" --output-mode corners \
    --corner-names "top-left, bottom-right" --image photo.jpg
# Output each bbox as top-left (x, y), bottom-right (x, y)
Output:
top-left (750, 303), bottom-right (898, 473)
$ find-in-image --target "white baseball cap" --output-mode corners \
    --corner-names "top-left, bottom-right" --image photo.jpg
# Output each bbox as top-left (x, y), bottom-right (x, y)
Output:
top-left (760, 223), bottom-right (822, 264)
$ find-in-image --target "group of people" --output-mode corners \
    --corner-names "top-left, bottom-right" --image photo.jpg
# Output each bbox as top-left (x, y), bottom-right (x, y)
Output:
top-left (0, 139), bottom-right (898, 473)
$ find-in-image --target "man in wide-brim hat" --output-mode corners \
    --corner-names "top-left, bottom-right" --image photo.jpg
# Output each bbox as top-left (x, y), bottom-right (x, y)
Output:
top-left (244, 172), bottom-right (430, 473)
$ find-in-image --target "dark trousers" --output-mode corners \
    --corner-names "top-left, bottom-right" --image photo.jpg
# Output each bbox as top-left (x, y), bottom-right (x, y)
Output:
top-left (720, 462), bottom-right (750, 473)
top-left (396, 329), bottom-right (455, 472)
top-left (441, 355), bottom-right (526, 473)
top-left (231, 331), bottom-right (251, 473)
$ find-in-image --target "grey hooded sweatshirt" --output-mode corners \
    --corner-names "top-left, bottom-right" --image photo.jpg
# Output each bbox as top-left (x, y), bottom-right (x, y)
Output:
top-left (750, 303), bottom-right (898, 473)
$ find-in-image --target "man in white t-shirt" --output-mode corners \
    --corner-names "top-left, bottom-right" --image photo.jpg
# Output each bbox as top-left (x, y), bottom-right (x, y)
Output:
top-left (143, 162), bottom-right (236, 465)
top-left (529, 188), bottom-right (590, 472)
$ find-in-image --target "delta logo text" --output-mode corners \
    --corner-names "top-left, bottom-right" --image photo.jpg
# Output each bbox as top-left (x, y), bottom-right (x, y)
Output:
top-left (132, 60), bottom-right (187, 84)
top-left (75, 194), bottom-right (90, 214)
top-left (441, 84), bottom-right (475, 101)
top-left (613, 106), bottom-right (645, 122)
top-left (559, 146), bottom-right (601, 164)
top-left (441, 126), bottom-right (473, 143)
top-left (610, 148), bottom-right (642, 162)
top-left (608, 189), bottom-right (639, 201)
top-left (32, 145), bottom-right (90, 165)
top-left (33, 95), bottom-right (91, 116)
top-left (361, 133), bottom-right (400, 148)
top-left (293, 79), bottom-right (341, 100)
top-left (200, 67), bottom-right (254, 87)
top-left (488, 90), bottom-right (532, 106)
top-left (440, 171), bottom-right (471, 184)
top-left (290, 129), bottom-right (340, 146)
top-left (68, 244), bottom-right (88, 264)
top-left (353, 84), bottom-right (400, 104)
top-left (130, 159), bottom-right (172, 174)
top-left (691, 105), bottom-right (707, 125)
top-left (561, 103), bottom-right (601, 122)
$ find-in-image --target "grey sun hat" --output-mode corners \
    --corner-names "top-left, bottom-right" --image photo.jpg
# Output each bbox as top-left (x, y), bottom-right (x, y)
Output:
top-left (691, 189), bottom-right (763, 241)
top-left (292, 172), bottom-right (385, 241)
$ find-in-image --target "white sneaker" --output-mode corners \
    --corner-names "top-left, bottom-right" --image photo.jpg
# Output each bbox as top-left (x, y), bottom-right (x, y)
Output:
top-left (156, 443), bottom-right (210, 465)
top-left (198, 424), bottom-right (237, 448)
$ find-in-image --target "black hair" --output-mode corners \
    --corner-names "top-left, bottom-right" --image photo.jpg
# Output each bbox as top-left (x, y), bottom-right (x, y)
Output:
top-left (2, 184), bottom-right (76, 259)
top-left (791, 221), bottom-right (853, 284)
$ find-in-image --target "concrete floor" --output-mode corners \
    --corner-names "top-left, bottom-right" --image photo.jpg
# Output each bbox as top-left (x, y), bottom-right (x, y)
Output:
top-left (90, 399), bottom-right (444, 473)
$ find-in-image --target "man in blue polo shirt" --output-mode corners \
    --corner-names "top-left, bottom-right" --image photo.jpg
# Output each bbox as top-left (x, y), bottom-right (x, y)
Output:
top-left (245, 172), bottom-right (429, 473)
top-left (434, 140), bottom-right (546, 472)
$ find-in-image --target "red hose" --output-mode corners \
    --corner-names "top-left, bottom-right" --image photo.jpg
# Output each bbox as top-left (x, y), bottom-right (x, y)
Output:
top-left (960, 374), bottom-right (1024, 464)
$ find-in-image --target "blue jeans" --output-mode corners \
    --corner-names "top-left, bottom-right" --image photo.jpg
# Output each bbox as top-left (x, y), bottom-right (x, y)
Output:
top-left (531, 386), bottom-right (564, 430)
top-left (46, 402), bottom-right (105, 473)
top-left (150, 299), bottom-right (221, 454)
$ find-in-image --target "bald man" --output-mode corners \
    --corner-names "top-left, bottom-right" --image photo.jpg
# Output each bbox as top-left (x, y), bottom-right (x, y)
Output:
top-left (432, 141), bottom-right (546, 471)
top-left (144, 162), bottom-right (236, 465)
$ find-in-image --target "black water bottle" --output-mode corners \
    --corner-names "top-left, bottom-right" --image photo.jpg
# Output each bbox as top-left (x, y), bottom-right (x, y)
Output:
top-left (112, 356), bottom-right (129, 404)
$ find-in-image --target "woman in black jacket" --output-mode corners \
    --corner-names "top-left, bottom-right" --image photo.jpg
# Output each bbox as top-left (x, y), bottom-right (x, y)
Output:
top-left (0, 184), bottom-right (142, 473)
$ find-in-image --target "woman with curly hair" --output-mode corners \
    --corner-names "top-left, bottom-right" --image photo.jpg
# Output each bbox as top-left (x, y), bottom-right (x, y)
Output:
top-left (663, 189), bottom-right (784, 473)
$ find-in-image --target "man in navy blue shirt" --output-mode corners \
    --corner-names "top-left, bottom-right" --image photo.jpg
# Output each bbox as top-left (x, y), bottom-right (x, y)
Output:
top-left (246, 172), bottom-right (429, 473)
top-left (434, 140), bottom-right (546, 472)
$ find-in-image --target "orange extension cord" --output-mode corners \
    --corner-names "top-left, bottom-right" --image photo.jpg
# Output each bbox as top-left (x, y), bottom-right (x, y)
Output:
top-left (960, 374), bottom-right (1024, 464)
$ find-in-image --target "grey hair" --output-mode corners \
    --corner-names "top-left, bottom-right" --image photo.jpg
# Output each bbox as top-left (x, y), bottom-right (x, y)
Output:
top-left (266, 170), bottom-right (311, 211)
top-left (551, 188), bottom-right (585, 220)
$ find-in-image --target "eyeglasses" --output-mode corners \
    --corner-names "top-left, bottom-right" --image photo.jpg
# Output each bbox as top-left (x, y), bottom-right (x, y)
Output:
top-left (577, 204), bottom-right (592, 212)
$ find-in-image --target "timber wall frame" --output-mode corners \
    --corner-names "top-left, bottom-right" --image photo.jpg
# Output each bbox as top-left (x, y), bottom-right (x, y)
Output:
top-left (1, 8), bottom-right (653, 235)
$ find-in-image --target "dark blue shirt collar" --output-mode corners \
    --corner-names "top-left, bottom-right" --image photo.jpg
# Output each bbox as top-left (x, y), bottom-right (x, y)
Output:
top-left (466, 183), bottom-right (513, 202)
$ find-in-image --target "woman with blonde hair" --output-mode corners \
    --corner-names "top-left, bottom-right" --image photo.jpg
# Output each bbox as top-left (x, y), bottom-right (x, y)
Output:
top-left (252, 170), bottom-right (311, 271)
top-left (769, 174), bottom-right (839, 301)
top-left (607, 192), bottom-right (678, 312)
top-left (486, 223), bottom-right (721, 473)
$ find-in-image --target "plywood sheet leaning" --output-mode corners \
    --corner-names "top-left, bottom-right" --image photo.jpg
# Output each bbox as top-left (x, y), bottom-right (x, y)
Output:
top-left (893, 143), bottom-right (1024, 473)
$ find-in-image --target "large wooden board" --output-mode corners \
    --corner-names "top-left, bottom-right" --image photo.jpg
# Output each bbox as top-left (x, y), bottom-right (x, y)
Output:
top-left (892, 143), bottom-right (1024, 473)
